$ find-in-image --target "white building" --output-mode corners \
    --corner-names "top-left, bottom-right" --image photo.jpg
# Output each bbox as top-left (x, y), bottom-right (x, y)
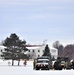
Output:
top-left (26, 44), bottom-right (58, 59)
top-left (26, 44), bottom-right (45, 59)
top-left (50, 48), bottom-right (58, 59)
top-left (0, 46), bottom-right (7, 59)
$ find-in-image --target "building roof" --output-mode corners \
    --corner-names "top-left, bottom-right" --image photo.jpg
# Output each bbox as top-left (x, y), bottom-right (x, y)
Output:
top-left (0, 46), bottom-right (7, 49)
top-left (25, 44), bottom-right (43, 47)
top-left (26, 44), bottom-right (45, 50)
top-left (26, 47), bottom-right (40, 50)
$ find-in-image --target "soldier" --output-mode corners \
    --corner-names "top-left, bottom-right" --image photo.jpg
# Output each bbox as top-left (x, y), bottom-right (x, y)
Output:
top-left (33, 59), bottom-right (36, 69)
top-left (23, 59), bottom-right (27, 66)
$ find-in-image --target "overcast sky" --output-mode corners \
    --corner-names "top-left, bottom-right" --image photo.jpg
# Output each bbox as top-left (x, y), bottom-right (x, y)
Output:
top-left (0, 0), bottom-right (74, 46)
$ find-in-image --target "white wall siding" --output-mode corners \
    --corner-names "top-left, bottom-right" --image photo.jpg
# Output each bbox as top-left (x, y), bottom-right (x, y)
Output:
top-left (0, 46), bottom-right (7, 59)
top-left (27, 45), bottom-right (58, 59)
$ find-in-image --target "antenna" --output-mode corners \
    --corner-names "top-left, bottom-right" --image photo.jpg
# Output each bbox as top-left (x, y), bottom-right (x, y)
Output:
top-left (43, 39), bottom-right (47, 45)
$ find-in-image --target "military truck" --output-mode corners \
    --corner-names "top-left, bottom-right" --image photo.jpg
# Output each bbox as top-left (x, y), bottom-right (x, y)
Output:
top-left (70, 60), bottom-right (74, 69)
top-left (33, 56), bottom-right (52, 70)
top-left (53, 57), bottom-right (71, 70)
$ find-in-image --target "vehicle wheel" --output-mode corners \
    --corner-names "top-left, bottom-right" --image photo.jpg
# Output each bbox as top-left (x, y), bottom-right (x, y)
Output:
top-left (59, 67), bottom-right (62, 70)
top-left (41, 68), bottom-right (45, 70)
top-left (73, 67), bottom-right (74, 70)
top-left (54, 62), bottom-right (59, 70)
top-left (47, 68), bottom-right (50, 70)
top-left (36, 68), bottom-right (39, 70)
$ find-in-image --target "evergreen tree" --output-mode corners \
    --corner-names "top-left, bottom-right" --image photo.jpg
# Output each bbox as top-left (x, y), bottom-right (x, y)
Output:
top-left (43, 44), bottom-right (51, 58)
top-left (2, 33), bottom-right (28, 66)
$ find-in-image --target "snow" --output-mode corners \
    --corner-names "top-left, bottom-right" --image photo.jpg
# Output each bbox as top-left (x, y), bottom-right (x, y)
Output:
top-left (0, 46), bottom-right (7, 49)
top-left (0, 60), bottom-right (74, 75)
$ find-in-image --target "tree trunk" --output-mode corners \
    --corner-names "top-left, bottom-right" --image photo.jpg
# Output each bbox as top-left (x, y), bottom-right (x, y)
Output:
top-left (12, 59), bottom-right (14, 66)
top-left (18, 59), bottom-right (20, 66)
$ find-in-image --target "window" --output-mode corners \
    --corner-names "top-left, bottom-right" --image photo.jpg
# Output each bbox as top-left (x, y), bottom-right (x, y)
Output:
top-left (28, 50), bottom-right (30, 52)
top-left (28, 55), bottom-right (30, 57)
top-left (33, 50), bottom-right (34, 52)
top-left (38, 50), bottom-right (40, 52)
top-left (1, 55), bottom-right (3, 57)
top-left (1, 50), bottom-right (2, 52)
top-left (43, 50), bottom-right (44, 52)
top-left (38, 55), bottom-right (40, 57)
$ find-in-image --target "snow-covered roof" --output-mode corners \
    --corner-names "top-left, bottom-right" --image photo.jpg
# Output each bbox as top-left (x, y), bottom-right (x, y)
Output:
top-left (26, 47), bottom-right (40, 49)
top-left (0, 46), bottom-right (7, 49)
top-left (26, 46), bottom-right (57, 50)
top-left (26, 44), bottom-right (45, 50)
top-left (24, 51), bottom-right (29, 54)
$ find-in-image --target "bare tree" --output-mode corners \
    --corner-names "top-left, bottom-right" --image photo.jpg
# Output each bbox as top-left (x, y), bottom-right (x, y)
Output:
top-left (53, 41), bottom-right (64, 57)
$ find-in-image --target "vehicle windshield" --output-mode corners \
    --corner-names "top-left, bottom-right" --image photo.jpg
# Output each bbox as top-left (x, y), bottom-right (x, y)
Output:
top-left (37, 60), bottom-right (49, 63)
top-left (61, 61), bottom-right (65, 64)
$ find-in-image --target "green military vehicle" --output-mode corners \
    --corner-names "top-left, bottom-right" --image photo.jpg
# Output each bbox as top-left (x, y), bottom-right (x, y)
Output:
top-left (33, 56), bottom-right (52, 70)
top-left (70, 60), bottom-right (74, 69)
top-left (53, 57), bottom-right (71, 70)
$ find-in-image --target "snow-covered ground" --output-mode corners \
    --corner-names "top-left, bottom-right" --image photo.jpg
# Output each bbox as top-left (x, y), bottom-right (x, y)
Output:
top-left (0, 60), bottom-right (74, 75)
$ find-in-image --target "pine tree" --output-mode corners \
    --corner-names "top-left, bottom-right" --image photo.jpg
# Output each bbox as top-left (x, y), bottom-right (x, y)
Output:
top-left (43, 44), bottom-right (51, 58)
top-left (2, 33), bottom-right (29, 66)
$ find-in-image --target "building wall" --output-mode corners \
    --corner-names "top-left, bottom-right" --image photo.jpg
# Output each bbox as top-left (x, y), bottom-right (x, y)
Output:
top-left (27, 45), bottom-right (45, 59)
top-left (26, 44), bottom-right (58, 59)
top-left (0, 46), bottom-right (7, 59)
top-left (50, 49), bottom-right (58, 59)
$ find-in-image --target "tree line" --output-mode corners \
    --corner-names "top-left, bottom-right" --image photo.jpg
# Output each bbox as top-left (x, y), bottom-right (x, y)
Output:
top-left (53, 41), bottom-right (74, 60)
top-left (43, 41), bottom-right (74, 60)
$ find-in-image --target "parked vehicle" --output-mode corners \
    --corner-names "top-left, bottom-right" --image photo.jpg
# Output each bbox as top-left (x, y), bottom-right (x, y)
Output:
top-left (53, 57), bottom-right (71, 70)
top-left (33, 56), bottom-right (52, 70)
top-left (70, 60), bottom-right (74, 69)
